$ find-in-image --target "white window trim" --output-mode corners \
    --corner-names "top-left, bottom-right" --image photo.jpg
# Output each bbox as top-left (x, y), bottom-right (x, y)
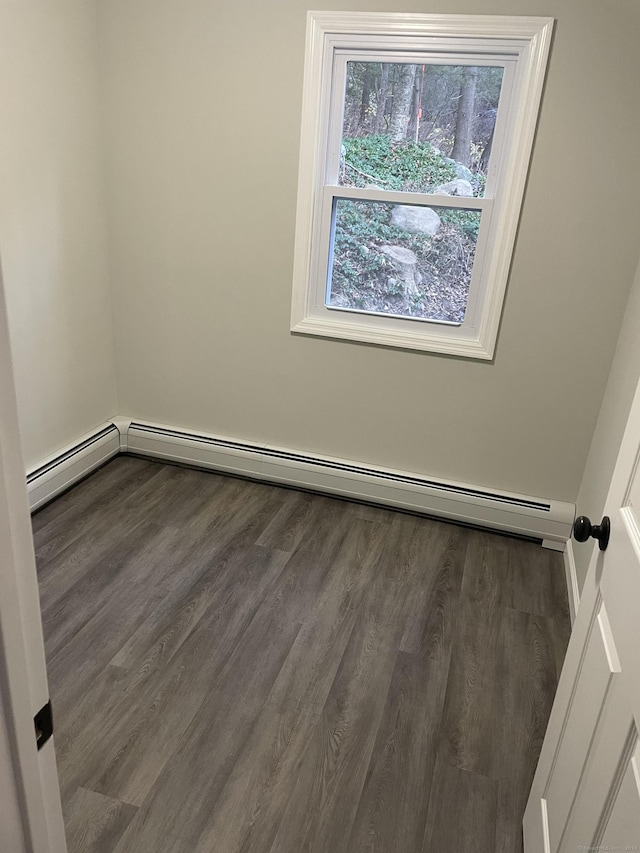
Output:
top-left (290, 12), bottom-right (554, 359)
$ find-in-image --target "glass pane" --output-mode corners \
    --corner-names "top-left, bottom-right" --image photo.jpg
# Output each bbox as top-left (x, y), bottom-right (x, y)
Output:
top-left (339, 62), bottom-right (504, 198)
top-left (327, 199), bottom-right (481, 323)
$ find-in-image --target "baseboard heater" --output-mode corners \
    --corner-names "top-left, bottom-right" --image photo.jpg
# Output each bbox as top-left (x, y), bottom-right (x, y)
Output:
top-left (125, 420), bottom-right (574, 548)
top-left (26, 419), bottom-right (574, 547)
top-left (27, 423), bottom-right (120, 511)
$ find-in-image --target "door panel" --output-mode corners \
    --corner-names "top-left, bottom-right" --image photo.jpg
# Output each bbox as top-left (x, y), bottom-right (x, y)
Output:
top-left (524, 354), bottom-right (640, 852)
top-left (543, 601), bottom-right (620, 851)
top-left (561, 697), bottom-right (636, 848)
top-left (599, 746), bottom-right (640, 848)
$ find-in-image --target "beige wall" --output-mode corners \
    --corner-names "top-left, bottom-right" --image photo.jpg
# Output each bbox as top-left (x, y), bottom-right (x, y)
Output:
top-left (2, 0), bottom-right (639, 507)
top-left (96, 0), bottom-right (640, 503)
top-left (573, 253), bottom-right (640, 591)
top-left (0, 0), bottom-right (117, 468)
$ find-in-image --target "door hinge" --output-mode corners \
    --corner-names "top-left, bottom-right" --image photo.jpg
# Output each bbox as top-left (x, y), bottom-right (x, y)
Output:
top-left (34, 701), bottom-right (53, 750)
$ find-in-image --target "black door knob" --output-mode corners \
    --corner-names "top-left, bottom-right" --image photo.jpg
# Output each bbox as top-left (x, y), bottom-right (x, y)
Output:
top-left (572, 515), bottom-right (610, 551)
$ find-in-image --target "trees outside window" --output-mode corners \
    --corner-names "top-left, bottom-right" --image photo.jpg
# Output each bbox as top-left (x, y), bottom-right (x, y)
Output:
top-left (333, 61), bottom-right (502, 323)
top-left (291, 13), bottom-right (554, 358)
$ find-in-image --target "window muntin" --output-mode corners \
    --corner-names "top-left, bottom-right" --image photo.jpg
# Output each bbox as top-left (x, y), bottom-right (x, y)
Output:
top-left (291, 14), bottom-right (554, 358)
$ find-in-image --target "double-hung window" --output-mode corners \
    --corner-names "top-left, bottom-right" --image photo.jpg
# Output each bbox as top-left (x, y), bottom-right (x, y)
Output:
top-left (291, 13), bottom-right (553, 358)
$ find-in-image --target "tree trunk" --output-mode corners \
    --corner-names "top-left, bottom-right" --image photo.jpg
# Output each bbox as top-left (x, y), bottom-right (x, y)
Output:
top-left (374, 64), bottom-right (391, 134)
top-left (479, 121), bottom-right (495, 174)
top-left (358, 66), bottom-right (374, 131)
top-left (451, 66), bottom-right (478, 166)
top-left (380, 245), bottom-right (420, 304)
top-left (406, 68), bottom-right (423, 143)
top-left (389, 64), bottom-right (417, 143)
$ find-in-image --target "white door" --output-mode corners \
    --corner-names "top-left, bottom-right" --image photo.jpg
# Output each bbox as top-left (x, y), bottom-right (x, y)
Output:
top-left (0, 263), bottom-right (67, 851)
top-left (524, 374), bottom-right (640, 849)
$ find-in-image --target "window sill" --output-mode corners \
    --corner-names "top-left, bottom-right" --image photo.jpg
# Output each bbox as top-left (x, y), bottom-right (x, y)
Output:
top-left (290, 313), bottom-right (494, 359)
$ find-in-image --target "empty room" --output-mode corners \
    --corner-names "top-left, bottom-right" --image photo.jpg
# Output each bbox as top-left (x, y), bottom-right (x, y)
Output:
top-left (1, 1), bottom-right (640, 852)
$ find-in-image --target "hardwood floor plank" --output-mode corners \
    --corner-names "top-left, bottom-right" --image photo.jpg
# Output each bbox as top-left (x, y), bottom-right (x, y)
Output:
top-left (492, 607), bottom-right (558, 850)
top-left (112, 601), bottom-right (303, 852)
top-left (189, 518), bottom-right (388, 853)
top-left (38, 470), bottom-right (239, 615)
top-left (348, 523), bottom-right (466, 853)
top-left (108, 480), bottom-right (291, 672)
top-left (37, 513), bottom-right (151, 615)
top-left (438, 529), bottom-right (507, 777)
top-left (109, 475), bottom-right (276, 611)
top-left (31, 456), bottom-right (154, 536)
top-left (421, 746), bottom-right (498, 853)
top-left (255, 489), bottom-right (316, 552)
top-left (267, 571), bottom-right (411, 853)
top-left (46, 579), bottom-right (165, 726)
top-left (63, 787), bottom-right (137, 853)
top-left (57, 545), bottom-right (291, 806)
top-left (34, 458), bottom-right (170, 564)
top-left (460, 527), bottom-right (510, 608)
top-left (254, 496), bottom-right (358, 626)
top-left (347, 650), bottom-right (444, 853)
top-left (398, 520), bottom-right (468, 653)
top-left (507, 537), bottom-right (571, 622)
top-left (53, 664), bottom-right (129, 768)
top-left (378, 512), bottom-right (447, 585)
top-left (149, 476), bottom-right (289, 592)
top-left (270, 518), bottom-right (388, 696)
top-left (41, 519), bottom-right (163, 659)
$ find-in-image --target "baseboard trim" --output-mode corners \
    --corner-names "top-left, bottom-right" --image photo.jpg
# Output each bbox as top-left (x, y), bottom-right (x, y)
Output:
top-left (563, 539), bottom-right (580, 626)
top-left (26, 423), bottom-right (120, 511)
top-left (124, 419), bottom-right (574, 545)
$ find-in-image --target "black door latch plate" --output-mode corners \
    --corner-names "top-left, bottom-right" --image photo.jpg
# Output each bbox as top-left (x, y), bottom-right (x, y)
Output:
top-left (34, 700), bottom-right (53, 750)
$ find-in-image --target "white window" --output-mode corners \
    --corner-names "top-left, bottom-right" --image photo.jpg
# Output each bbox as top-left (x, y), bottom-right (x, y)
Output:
top-left (291, 13), bottom-right (553, 359)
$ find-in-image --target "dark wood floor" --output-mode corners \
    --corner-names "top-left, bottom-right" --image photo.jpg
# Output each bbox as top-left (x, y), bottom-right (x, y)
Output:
top-left (33, 456), bottom-right (571, 853)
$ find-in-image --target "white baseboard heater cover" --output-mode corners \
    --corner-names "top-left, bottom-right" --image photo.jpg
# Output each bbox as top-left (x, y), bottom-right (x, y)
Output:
top-left (126, 420), bottom-right (574, 546)
top-left (27, 423), bottom-right (120, 512)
